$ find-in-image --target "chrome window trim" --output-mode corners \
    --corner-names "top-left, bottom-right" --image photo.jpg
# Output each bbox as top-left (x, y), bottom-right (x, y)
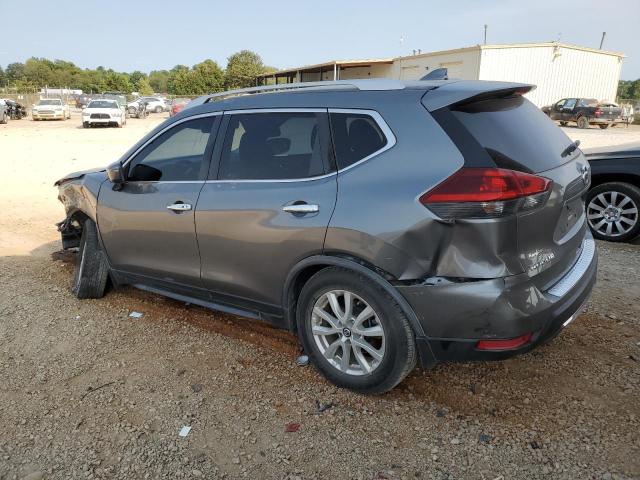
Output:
top-left (328, 108), bottom-right (397, 174)
top-left (205, 172), bottom-right (336, 184)
top-left (121, 108), bottom-right (396, 185)
top-left (122, 111), bottom-right (223, 169)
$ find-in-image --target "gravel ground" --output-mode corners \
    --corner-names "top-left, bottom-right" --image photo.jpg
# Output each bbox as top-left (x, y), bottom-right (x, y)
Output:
top-left (0, 114), bottom-right (639, 480)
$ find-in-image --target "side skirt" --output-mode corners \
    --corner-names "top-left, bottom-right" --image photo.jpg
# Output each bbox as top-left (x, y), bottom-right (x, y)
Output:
top-left (110, 269), bottom-right (285, 328)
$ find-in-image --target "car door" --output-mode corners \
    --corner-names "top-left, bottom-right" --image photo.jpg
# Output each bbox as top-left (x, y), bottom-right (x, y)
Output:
top-left (561, 98), bottom-right (577, 121)
top-left (195, 109), bottom-right (337, 312)
top-left (550, 99), bottom-right (566, 120)
top-left (98, 113), bottom-right (221, 290)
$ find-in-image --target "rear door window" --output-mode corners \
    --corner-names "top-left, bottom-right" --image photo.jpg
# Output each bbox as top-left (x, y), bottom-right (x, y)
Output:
top-left (218, 112), bottom-right (330, 180)
top-left (330, 112), bottom-right (388, 170)
top-left (449, 95), bottom-right (574, 173)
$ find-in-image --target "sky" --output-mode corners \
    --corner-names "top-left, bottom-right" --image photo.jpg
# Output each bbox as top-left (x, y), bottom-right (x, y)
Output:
top-left (1, 0), bottom-right (639, 79)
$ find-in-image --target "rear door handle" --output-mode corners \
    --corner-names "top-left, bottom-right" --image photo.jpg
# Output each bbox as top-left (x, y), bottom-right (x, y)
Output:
top-left (282, 204), bottom-right (319, 214)
top-left (167, 202), bottom-right (192, 212)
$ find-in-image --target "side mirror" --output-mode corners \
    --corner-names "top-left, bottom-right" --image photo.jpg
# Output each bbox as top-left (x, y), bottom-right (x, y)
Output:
top-left (106, 161), bottom-right (125, 188)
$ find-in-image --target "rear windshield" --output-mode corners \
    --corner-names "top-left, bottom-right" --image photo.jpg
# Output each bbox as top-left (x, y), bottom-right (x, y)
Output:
top-left (451, 95), bottom-right (573, 173)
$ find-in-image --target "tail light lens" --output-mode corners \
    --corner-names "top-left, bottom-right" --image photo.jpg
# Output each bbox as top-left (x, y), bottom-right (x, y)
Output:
top-left (420, 167), bottom-right (552, 220)
top-left (594, 107), bottom-right (601, 118)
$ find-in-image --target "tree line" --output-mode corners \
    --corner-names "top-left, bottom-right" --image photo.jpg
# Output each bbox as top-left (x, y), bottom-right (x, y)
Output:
top-left (0, 50), bottom-right (276, 95)
top-left (617, 79), bottom-right (640, 100)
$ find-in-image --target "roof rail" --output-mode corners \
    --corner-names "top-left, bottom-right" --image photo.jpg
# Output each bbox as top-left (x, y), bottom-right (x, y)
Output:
top-left (187, 79), bottom-right (406, 108)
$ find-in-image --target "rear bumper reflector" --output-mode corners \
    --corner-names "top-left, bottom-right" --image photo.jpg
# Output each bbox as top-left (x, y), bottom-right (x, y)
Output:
top-left (476, 332), bottom-right (533, 351)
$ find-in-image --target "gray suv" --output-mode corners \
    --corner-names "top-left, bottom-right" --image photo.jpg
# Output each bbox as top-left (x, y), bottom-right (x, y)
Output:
top-left (55, 79), bottom-right (597, 393)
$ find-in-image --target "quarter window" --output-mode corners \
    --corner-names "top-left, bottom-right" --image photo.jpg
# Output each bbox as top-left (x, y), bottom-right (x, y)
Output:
top-left (218, 112), bottom-right (328, 180)
top-left (330, 112), bottom-right (388, 170)
top-left (127, 116), bottom-right (215, 182)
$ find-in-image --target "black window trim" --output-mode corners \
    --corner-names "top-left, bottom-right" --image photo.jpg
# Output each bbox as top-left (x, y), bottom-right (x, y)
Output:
top-left (122, 112), bottom-right (222, 184)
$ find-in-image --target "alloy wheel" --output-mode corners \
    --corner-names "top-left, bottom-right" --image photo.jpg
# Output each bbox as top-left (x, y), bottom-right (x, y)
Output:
top-left (587, 191), bottom-right (638, 238)
top-left (311, 290), bottom-right (385, 376)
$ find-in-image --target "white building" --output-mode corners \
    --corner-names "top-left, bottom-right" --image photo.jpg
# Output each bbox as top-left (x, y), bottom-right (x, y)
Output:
top-left (258, 43), bottom-right (625, 107)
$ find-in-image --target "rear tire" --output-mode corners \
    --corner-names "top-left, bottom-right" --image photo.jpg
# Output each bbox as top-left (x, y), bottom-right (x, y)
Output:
top-left (297, 267), bottom-right (416, 394)
top-left (598, 124), bottom-right (610, 129)
top-left (72, 219), bottom-right (110, 299)
top-left (559, 121), bottom-right (568, 126)
top-left (577, 116), bottom-right (589, 129)
top-left (0, 113), bottom-right (7, 124)
top-left (586, 182), bottom-right (640, 242)
top-left (154, 106), bottom-right (162, 113)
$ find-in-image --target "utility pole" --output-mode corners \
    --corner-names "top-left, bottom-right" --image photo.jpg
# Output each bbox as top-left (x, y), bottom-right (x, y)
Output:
top-left (484, 24), bottom-right (488, 45)
top-left (599, 32), bottom-right (606, 49)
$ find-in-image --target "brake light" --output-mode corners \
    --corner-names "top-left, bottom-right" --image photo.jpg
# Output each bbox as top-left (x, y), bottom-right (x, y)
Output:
top-left (420, 167), bottom-right (551, 220)
top-left (594, 107), bottom-right (601, 118)
top-left (476, 333), bottom-right (533, 351)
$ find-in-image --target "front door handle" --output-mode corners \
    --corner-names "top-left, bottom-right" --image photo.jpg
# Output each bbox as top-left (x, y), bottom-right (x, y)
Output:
top-left (167, 202), bottom-right (192, 212)
top-left (282, 204), bottom-right (319, 214)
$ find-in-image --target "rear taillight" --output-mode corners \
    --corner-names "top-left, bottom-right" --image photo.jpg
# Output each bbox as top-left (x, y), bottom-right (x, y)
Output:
top-left (594, 107), bottom-right (601, 118)
top-left (420, 167), bottom-right (552, 220)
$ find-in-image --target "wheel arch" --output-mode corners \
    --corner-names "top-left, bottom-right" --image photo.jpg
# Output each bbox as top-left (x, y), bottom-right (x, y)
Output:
top-left (590, 173), bottom-right (640, 190)
top-left (282, 255), bottom-right (427, 339)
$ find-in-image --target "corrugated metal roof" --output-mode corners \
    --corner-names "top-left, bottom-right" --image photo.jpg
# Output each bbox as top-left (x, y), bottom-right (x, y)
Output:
top-left (257, 58), bottom-right (394, 77)
top-left (396, 42), bottom-right (625, 61)
top-left (260, 42), bottom-right (625, 78)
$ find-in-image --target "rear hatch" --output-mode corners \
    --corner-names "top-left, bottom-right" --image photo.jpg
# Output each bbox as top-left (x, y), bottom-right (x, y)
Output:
top-left (423, 85), bottom-right (590, 286)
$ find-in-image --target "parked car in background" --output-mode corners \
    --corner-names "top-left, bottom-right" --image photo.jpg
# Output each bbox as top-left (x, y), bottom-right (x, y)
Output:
top-left (32, 98), bottom-right (71, 120)
top-left (75, 94), bottom-right (94, 109)
top-left (138, 96), bottom-right (167, 113)
top-left (82, 99), bottom-right (126, 128)
top-left (169, 98), bottom-right (190, 116)
top-left (55, 79), bottom-right (597, 393)
top-left (0, 99), bottom-right (9, 124)
top-left (542, 98), bottom-right (622, 129)
top-left (126, 99), bottom-right (149, 119)
top-left (584, 143), bottom-right (640, 242)
top-left (3, 99), bottom-right (28, 119)
top-left (102, 92), bottom-right (127, 109)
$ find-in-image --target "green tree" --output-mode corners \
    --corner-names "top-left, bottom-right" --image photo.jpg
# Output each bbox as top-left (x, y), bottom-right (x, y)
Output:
top-left (192, 59), bottom-right (225, 93)
top-left (136, 77), bottom-right (154, 95)
top-left (149, 70), bottom-right (169, 93)
top-left (129, 70), bottom-right (147, 87)
top-left (0, 66), bottom-right (5, 87)
top-left (6, 62), bottom-right (26, 82)
top-left (103, 71), bottom-right (133, 93)
top-left (224, 50), bottom-right (267, 89)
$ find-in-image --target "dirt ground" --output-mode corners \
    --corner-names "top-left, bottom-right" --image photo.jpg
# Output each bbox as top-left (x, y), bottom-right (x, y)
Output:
top-left (1, 113), bottom-right (639, 480)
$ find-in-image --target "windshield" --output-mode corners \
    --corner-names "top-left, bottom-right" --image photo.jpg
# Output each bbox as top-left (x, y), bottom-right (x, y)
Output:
top-left (88, 100), bottom-right (119, 109)
top-left (38, 99), bottom-right (62, 106)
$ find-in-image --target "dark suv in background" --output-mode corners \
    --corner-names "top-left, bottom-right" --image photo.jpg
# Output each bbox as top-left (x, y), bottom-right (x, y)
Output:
top-left (55, 79), bottom-right (597, 393)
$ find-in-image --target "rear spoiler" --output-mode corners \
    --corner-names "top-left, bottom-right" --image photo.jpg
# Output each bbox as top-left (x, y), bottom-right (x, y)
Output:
top-left (421, 81), bottom-right (534, 112)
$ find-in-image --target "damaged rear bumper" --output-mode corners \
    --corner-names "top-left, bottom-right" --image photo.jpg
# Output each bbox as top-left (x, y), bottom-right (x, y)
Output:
top-left (398, 235), bottom-right (598, 367)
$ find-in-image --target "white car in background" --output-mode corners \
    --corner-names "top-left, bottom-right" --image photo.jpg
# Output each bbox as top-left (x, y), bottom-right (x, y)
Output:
top-left (128, 96), bottom-right (167, 113)
top-left (82, 99), bottom-right (126, 128)
top-left (32, 98), bottom-right (71, 120)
